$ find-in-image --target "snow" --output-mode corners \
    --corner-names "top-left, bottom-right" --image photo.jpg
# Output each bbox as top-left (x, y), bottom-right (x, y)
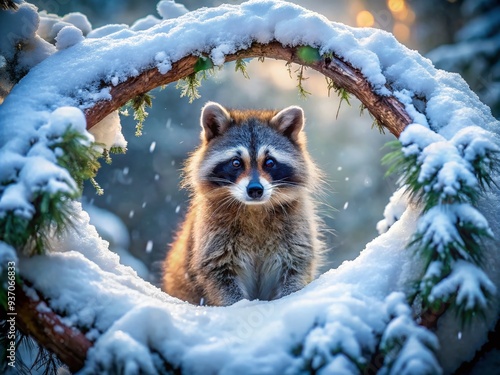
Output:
top-left (61, 12), bottom-right (92, 36)
top-left (399, 124), bottom-right (445, 156)
top-left (14, 201), bottom-right (428, 374)
top-left (1, 0), bottom-right (500, 373)
top-left (0, 106), bottom-right (90, 222)
top-left (0, 241), bottom-right (17, 272)
top-left (38, 10), bottom-right (91, 43)
top-left (83, 203), bottom-right (149, 279)
top-left (377, 189), bottom-right (410, 234)
top-left (88, 110), bottom-right (127, 150)
top-left (131, 15), bottom-right (162, 31)
top-left (87, 24), bottom-right (129, 39)
top-left (0, 2), bottom-right (55, 95)
top-left (431, 260), bottom-right (496, 309)
top-left (55, 25), bottom-right (84, 50)
top-left (157, 0), bottom-right (189, 19)
top-left (380, 294), bottom-right (441, 375)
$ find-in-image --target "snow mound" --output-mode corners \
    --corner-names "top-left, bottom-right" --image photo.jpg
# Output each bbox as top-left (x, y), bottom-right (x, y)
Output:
top-left (20, 202), bottom-right (436, 374)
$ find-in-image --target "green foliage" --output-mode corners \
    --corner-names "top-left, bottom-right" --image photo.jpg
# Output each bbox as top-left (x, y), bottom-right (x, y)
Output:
top-left (109, 146), bottom-right (127, 154)
top-left (102, 148), bottom-right (112, 165)
top-left (235, 58), bottom-right (250, 79)
top-left (359, 103), bottom-right (385, 134)
top-left (371, 119), bottom-right (385, 134)
top-left (0, 325), bottom-right (64, 375)
top-left (0, 127), bottom-right (101, 255)
top-left (100, 146), bottom-right (127, 168)
top-left (383, 131), bottom-right (498, 326)
top-left (1, 192), bottom-right (76, 256)
top-left (295, 66), bottom-right (311, 99)
top-left (54, 129), bottom-right (102, 188)
top-left (285, 62), bottom-right (311, 98)
top-left (176, 72), bottom-right (203, 103)
top-left (126, 92), bottom-right (154, 136)
top-left (382, 141), bottom-right (426, 203)
top-left (297, 46), bottom-right (321, 64)
top-left (90, 177), bottom-right (104, 196)
top-left (466, 148), bottom-right (500, 191)
top-left (175, 56), bottom-right (218, 103)
top-left (325, 76), bottom-right (352, 119)
top-left (193, 56), bottom-right (214, 73)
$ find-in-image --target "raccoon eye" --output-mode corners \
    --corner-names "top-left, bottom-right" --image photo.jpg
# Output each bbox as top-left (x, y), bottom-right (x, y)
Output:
top-left (264, 157), bottom-right (276, 169)
top-left (231, 158), bottom-right (242, 168)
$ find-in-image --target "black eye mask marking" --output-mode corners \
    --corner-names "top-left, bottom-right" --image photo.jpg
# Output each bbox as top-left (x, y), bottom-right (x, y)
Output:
top-left (265, 159), bottom-right (299, 185)
top-left (208, 158), bottom-right (245, 186)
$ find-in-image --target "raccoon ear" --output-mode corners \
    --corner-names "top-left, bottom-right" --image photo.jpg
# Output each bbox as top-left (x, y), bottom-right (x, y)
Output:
top-left (200, 102), bottom-right (231, 142)
top-left (270, 106), bottom-right (304, 143)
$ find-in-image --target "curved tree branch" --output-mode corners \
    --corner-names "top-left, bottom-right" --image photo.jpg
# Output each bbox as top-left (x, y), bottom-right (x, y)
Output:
top-left (16, 283), bottom-right (92, 373)
top-left (84, 42), bottom-right (412, 138)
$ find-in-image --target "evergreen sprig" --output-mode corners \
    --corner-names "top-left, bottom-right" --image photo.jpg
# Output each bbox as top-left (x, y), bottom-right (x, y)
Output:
top-left (52, 128), bottom-right (102, 187)
top-left (296, 65), bottom-right (311, 99)
top-left (291, 322), bottom-right (369, 374)
top-left (176, 72), bottom-right (205, 103)
top-left (0, 326), bottom-right (64, 375)
top-left (379, 294), bottom-right (441, 375)
top-left (235, 58), bottom-right (250, 79)
top-left (0, 127), bottom-right (101, 255)
top-left (175, 56), bottom-right (216, 103)
top-left (383, 124), bottom-right (498, 326)
top-left (126, 92), bottom-right (154, 136)
top-left (325, 76), bottom-right (352, 119)
top-left (285, 62), bottom-right (311, 99)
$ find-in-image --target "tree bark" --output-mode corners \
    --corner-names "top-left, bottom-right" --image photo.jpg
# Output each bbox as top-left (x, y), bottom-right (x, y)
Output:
top-left (84, 42), bottom-right (412, 138)
top-left (15, 283), bottom-right (92, 373)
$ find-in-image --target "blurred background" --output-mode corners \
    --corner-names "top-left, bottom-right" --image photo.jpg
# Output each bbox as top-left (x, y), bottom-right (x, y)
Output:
top-left (28, 0), bottom-right (500, 283)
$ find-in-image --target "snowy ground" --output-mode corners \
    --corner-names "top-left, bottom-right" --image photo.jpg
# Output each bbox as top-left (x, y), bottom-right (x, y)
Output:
top-left (1, 0), bottom-right (500, 373)
top-left (20, 201), bottom-right (434, 374)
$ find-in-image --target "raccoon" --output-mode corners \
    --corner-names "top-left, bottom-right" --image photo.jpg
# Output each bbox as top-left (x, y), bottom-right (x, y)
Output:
top-left (162, 102), bottom-right (324, 306)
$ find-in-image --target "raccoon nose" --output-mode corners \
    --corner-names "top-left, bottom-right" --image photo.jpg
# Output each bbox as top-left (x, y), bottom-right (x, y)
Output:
top-left (247, 182), bottom-right (264, 199)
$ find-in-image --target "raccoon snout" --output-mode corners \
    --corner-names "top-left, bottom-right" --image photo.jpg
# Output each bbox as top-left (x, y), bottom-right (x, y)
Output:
top-left (247, 181), bottom-right (264, 199)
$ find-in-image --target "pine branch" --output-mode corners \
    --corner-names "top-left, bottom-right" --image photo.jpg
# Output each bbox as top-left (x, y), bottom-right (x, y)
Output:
top-left (295, 65), bottom-right (311, 98)
top-left (176, 73), bottom-right (202, 103)
top-left (0, 127), bottom-right (101, 255)
top-left (383, 124), bottom-right (498, 327)
top-left (126, 92), bottom-right (154, 136)
top-left (235, 58), bottom-right (250, 79)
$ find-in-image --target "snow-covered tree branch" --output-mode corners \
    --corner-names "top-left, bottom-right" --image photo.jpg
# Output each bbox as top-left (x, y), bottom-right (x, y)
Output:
top-left (84, 42), bottom-right (411, 138)
top-left (1, 1), bottom-right (499, 374)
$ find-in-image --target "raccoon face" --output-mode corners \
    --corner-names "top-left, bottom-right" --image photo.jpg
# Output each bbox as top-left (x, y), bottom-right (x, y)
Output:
top-left (193, 102), bottom-right (310, 205)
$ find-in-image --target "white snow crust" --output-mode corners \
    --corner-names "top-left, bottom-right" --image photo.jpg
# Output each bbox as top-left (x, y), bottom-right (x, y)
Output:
top-left (88, 110), bottom-right (127, 150)
top-left (19, 202), bottom-right (436, 374)
top-left (1, 0), bottom-right (500, 373)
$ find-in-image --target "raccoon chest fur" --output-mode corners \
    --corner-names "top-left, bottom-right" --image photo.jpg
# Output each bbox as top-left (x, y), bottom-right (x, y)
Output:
top-left (216, 211), bottom-right (297, 301)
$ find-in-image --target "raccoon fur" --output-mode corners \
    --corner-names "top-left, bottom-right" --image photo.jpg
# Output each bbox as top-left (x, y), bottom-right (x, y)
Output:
top-left (162, 102), bottom-right (324, 306)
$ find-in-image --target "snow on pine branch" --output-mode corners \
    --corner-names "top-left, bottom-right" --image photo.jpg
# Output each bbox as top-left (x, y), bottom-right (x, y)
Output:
top-left (431, 260), bottom-right (496, 311)
top-left (379, 293), bottom-right (441, 375)
top-left (414, 204), bottom-right (497, 317)
top-left (384, 120), bottom-right (499, 319)
top-left (0, 107), bottom-right (99, 254)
